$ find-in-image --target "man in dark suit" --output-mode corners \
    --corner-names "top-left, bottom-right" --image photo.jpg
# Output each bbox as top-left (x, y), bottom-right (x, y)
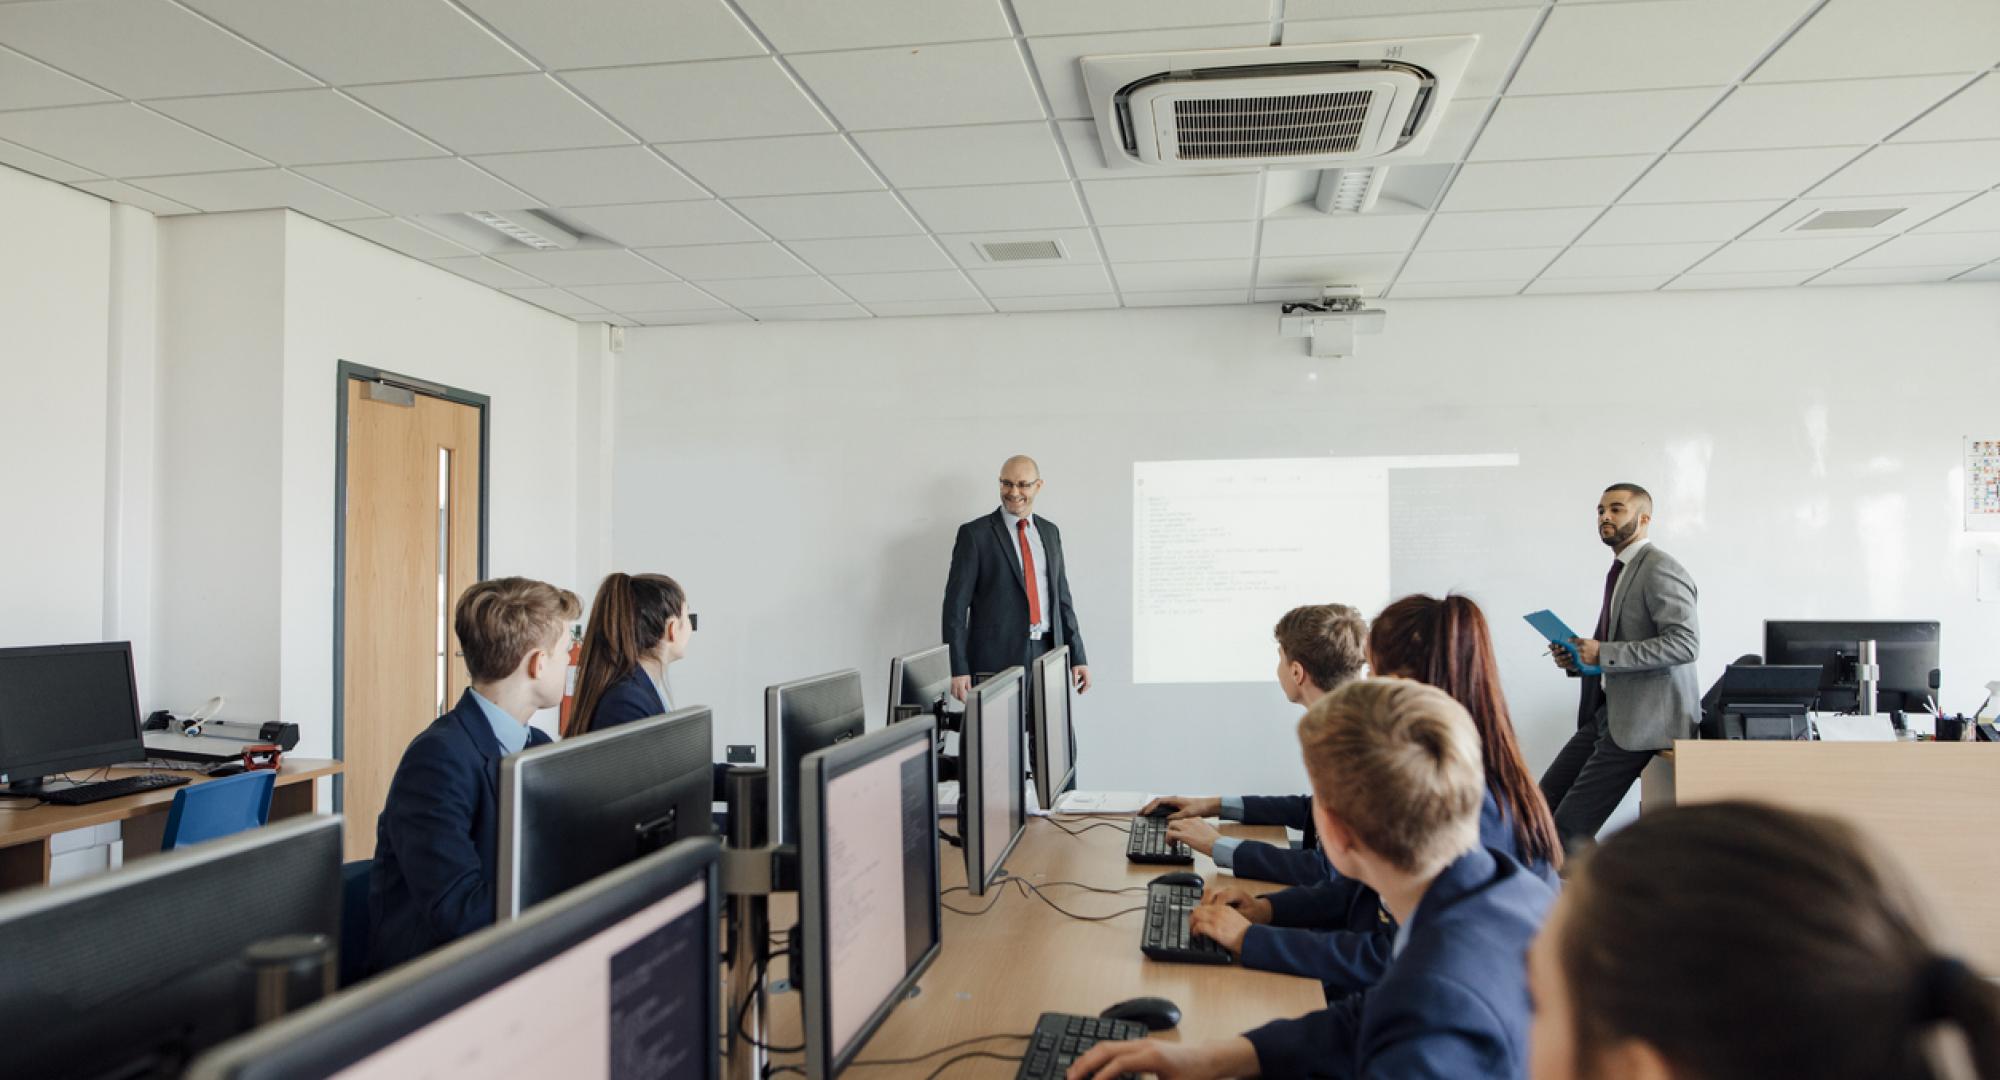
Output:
top-left (1540, 483), bottom-right (1701, 851)
top-left (942, 455), bottom-right (1089, 700)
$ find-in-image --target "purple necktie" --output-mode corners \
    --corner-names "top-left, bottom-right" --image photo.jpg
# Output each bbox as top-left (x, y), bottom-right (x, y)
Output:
top-left (1593, 560), bottom-right (1624, 641)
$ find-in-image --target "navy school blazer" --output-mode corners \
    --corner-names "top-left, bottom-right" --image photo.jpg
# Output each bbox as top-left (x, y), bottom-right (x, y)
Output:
top-left (1232, 793), bottom-right (1331, 886)
top-left (1244, 845), bottom-right (1555, 1079)
top-left (368, 689), bottom-right (552, 975)
top-left (586, 666), bottom-right (730, 798)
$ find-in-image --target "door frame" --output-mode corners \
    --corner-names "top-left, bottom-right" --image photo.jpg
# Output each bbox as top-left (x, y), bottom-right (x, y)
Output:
top-left (332, 361), bottom-right (490, 812)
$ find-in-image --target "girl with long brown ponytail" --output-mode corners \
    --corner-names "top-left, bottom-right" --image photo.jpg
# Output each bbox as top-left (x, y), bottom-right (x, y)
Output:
top-left (562, 572), bottom-right (691, 740)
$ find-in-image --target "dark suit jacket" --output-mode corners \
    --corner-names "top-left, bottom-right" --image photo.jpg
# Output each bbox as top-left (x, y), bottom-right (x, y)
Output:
top-left (369, 690), bottom-right (551, 975)
top-left (942, 509), bottom-right (1086, 678)
top-left (586, 665), bottom-right (730, 798)
top-left (1244, 846), bottom-right (1555, 1079)
top-left (1232, 794), bottom-right (1328, 886)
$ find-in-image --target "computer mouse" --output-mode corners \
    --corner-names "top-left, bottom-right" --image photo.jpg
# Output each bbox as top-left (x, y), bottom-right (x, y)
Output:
top-left (1100, 996), bottom-right (1181, 1032)
top-left (1149, 870), bottom-right (1203, 889)
top-left (1143, 804), bottom-right (1175, 818)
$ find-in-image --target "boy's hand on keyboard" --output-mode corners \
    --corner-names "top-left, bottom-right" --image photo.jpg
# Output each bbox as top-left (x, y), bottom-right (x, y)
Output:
top-left (1139, 795), bottom-right (1218, 820)
top-left (1068, 1036), bottom-right (1257, 1080)
top-left (1201, 885), bottom-right (1272, 925)
top-left (1165, 817), bottom-right (1220, 855)
top-left (1188, 903), bottom-right (1249, 954)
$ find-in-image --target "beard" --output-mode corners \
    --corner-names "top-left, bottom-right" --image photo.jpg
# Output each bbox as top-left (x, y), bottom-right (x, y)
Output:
top-left (1600, 518), bottom-right (1640, 548)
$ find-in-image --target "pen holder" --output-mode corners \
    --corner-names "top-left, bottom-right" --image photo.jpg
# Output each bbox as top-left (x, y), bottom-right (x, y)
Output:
top-left (1935, 715), bottom-right (1969, 742)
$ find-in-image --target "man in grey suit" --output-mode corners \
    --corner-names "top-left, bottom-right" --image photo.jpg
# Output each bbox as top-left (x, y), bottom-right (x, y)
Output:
top-left (1539, 483), bottom-right (1700, 851)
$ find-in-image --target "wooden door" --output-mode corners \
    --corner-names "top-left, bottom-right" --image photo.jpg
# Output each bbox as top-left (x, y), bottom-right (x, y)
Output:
top-left (340, 378), bottom-right (483, 863)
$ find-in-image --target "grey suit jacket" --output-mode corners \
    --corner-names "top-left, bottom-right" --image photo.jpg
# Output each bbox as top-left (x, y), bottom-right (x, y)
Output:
top-left (1596, 543), bottom-right (1701, 751)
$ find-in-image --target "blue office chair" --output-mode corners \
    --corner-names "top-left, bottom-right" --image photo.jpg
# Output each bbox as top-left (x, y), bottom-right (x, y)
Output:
top-left (340, 859), bottom-right (373, 987)
top-left (160, 770), bottom-right (275, 850)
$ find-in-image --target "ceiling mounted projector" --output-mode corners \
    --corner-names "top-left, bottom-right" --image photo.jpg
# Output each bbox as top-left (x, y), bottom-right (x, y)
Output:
top-left (1280, 287), bottom-right (1385, 358)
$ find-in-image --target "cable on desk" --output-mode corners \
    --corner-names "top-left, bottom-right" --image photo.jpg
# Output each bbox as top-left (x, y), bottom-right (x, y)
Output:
top-left (735, 949), bottom-right (805, 1054)
top-left (764, 1067), bottom-right (804, 1078)
top-left (1041, 817), bottom-right (1129, 837)
top-left (922, 1050), bottom-right (1026, 1079)
top-left (849, 1031), bottom-right (1033, 1067)
top-left (942, 876), bottom-right (1145, 922)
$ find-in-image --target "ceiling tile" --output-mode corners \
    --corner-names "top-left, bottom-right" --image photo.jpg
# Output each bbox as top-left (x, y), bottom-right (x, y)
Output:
top-left (1894, 74), bottom-right (2000, 144)
top-left (1690, 236), bottom-right (1885, 273)
top-left (855, 123), bottom-right (1070, 188)
top-left (628, 309), bottom-right (752, 325)
top-left (503, 287), bottom-right (607, 315)
top-left (150, 90), bottom-right (447, 166)
top-left (337, 217), bottom-right (476, 259)
top-left (1472, 88), bottom-right (1722, 161)
top-left (1510, 0), bottom-right (1814, 95)
top-left (660, 134), bottom-right (881, 197)
top-left (1027, 24), bottom-right (1270, 120)
top-left (429, 255), bottom-right (545, 288)
top-left (1418, 208), bottom-right (1600, 252)
top-left (1110, 259), bottom-right (1251, 292)
top-left (1259, 210), bottom-right (1425, 257)
top-left (635, 241), bottom-right (812, 280)
top-left (0, 103), bottom-right (266, 176)
top-left (182, 0), bottom-right (531, 85)
top-left (1398, 247), bottom-right (1562, 282)
top-left (1842, 231), bottom-right (2000, 268)
top-left (558, 201), bottom-right (763, 246)
top-left (789, 40), bottom-right (1044, 131)
top-left (567, 281), bottom-right (726, 310)
top-left (1810, 140), bottom-right (2000, 197)
top-left (787, 235), bottom-right (954, 274)
top-left (1917, 192), bottom-right (2000, 234)
top-left (729, 190), bottom-right (922, 240)
top-left (967, 264), bottom-right (1114, 296)
top-left (1750, 0), bottom-right (2000, 84)
top-left (1678, 76), bottom-right (1964, 151)
top-left (825, 270), bottom-right (979, 301)
top-left (1811, 265), bottom-right (1979, 285)
top-left (1121, 289), bottom-right (1254, 307)
top-left (1081, 174), bottom-right (1261, 226)
top-left (563, 59), bottom-right (830, 143)
top-left (128, 168), bottom-right (381, 219)
top-left (457, 0), bottom-right (762, 69)
top-left (70, 178), bottom-right (196, 214)
top-left (1441, 156), bottom-right (1653, 211)
top-left (1663, 269), bottom-right (1817, 290)
top-left (990, 293), bottom-right (1118, 311)
top-left (737, 0), bottom-right (1011, 52)
top-left (742, 303), bottom-right (872, 321)
top-left (1284, 8), bottom-right (1544, 100)
top-left (1525, 275), bottom-right (1674, 295)
top-left (1623, 147), bottom-right (1863, 203)
top-left (0, 137), bottom-right (97, 182)
top-left (1954, 261), bottom-right (2000, 282)
top-left (1098, 222), bottom-right (1253, 261)
top-left (0, 43), bottom-right (115, 108)
top-left (863, 298), bottom-right (994, 316)
top-left (351, 75), bottom-right (632, 155)
top-left (1543, 242), bottom-right (1721, 276)
top-left (1737, 192), bottom-right (1965, 240)
top-left (0, 0), bottom-right (314, 98)
top-left (471, 147), bottom-right (705, 207)
top-left (1012, 0), bottom-right (1268, 36)
top-left (1290, 0), bottom-right (1534, 14)
top-left (1255, 252), bottom-right (1403, 286)
top-left (938, 227), bottom-right (1102, 267)
top-left (492, 248), bottom-right (675, 285)
top-left (297, 158), bottom-right (540, 214)
top-left (1388, 280), bottom-right (1529, 299)
top-left (1580, 201), bottom-right (1785, 245)
top-left (902, 183), bottom-right (1086, 233)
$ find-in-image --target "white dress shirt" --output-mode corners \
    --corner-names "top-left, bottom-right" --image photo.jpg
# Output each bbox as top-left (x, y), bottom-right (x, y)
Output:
top-left (999, 507), bottom-right (1052, 638)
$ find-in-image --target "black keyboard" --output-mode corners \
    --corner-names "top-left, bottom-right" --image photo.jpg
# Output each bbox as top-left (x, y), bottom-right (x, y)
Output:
top-left (1013, 1011), bottom-right (1150, 1080)
top-left (1125, 814), bottom-right (1192, 864)
top-left (38, 773), bottom-right (190, 806)
top-left (1140, 879), bottom-right (1233, 965)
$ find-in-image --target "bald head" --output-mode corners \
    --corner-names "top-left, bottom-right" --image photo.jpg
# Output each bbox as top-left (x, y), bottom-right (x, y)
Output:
top-left (1003, 454), bottom-right (1040, 478)
top-left (999, 455), bottom-right (1043, 516)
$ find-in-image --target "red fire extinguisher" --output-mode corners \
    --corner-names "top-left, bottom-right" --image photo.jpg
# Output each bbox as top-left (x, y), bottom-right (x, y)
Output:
top-left (558, 624), bottom-right (583, 730)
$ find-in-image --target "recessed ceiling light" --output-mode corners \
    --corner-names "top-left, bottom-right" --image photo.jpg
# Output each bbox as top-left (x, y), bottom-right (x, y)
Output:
top-left (464, 210), bottom-right (578, 250)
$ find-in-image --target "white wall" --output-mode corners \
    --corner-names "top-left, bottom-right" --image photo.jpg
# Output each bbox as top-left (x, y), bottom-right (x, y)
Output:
top-left (611, 286), bottom-right (2000, 801)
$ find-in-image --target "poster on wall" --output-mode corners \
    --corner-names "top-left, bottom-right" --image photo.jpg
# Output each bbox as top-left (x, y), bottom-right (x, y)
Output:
top-left (1968, 438), bottom-right (2000, 532)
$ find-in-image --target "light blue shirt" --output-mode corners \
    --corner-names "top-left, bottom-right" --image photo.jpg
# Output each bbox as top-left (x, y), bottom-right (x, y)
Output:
top-left (1212, 796), bottom-right (1248, 869)
top-left (645, 666), bottom-right (674, 714)
top-left (999, 507), bottom-right (1052, 637)
top-left (470, 689), bottom-right (531, 756)
top-left (1392, 914), bottom-right (1412, 958)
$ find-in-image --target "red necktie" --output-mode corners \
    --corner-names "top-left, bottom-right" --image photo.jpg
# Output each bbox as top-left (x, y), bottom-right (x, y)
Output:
top-left (1017, 518), bottom-right (1043, 627)
top-left (1593, 560), bottom-right (1624, 641)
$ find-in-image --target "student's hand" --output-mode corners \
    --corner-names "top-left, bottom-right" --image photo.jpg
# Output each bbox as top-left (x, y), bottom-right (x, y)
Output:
top-left (1548, 641), bottom-right (1578, 673)
top-left (1166, 816), bottom-right (1222, 856)
top-left (1569, 636), bottom-right (1602, 667)
top-left (950, 675), bottom-right (971, 702)
top-left (1139, 795), bottom-right (1220, 820)
top-left (1072, 665), bottom-right (1092, 694)
top-left (1067, 1037), bottom-right (1257, 1080)
top-left (1202, 885), bottom-right (1272, 925)
top-left (1189, 902), bottom-right (1251, 954)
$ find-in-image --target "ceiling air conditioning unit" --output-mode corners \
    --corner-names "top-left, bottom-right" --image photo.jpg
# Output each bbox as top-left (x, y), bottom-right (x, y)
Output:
top-left (1082, 37), bottom-right (1476, 171)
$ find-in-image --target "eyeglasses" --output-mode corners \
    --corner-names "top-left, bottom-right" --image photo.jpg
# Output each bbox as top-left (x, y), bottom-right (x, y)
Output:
top-left (687, 612), bottom-right (699, 632)
top-left (998, 479), bottom-right (1041, 492)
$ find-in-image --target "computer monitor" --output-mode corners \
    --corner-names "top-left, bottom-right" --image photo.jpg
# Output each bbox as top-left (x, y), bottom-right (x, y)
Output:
top-left (0, 641), bottom-right (146, 790)
top-left (1030, 647), bottom-right (1076, 811)
top-left (799, 718), bottom-right (941, 1080)
top-left (962, 667), bottom-right (1025, 898)
top-left (0, 815), bottom-right (343, 1077)
top-left (188, 836), bottom-right (722, 1080)
top-left (497, 706), bottom-right (715, 920)
top-left (1763, 620), bottom-right (1941, 713)
top-left (887, 644), bottom-right (953, 725)
top-left (766, 670), bottom-right (867, 849)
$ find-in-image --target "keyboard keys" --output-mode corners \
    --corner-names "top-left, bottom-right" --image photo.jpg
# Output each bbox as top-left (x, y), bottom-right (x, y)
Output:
top-left (1015, 1013), bottom-right (1151, 1080)
top-left (1138, 881), bottom-right (1234, 966)
top-left (1124, 816), bottom-right (1194, 865)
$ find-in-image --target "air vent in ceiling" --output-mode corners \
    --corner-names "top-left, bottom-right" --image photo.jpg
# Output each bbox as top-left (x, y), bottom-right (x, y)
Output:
top-left (1082, 37), bottom-right (1477, 171)
top-left (977, 239), bottom-right (1067, 263)
top-left (1788, 207), bottom-right (1907, 232)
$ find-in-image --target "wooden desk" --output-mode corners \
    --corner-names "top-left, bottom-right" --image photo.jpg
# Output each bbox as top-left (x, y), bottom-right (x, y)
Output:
top-left (1655, 741), bottom-right (2000, 970)
top-left (0, 758), bottom-right (343, 891)
top-left (763, 818), bottom-right (1324, 1077)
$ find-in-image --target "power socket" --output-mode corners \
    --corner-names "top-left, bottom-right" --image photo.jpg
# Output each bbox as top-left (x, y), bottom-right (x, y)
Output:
top-left (726, 744), bottom-right (756, 763)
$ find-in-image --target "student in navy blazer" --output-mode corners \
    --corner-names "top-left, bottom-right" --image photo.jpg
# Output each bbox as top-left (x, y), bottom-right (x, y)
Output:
top-left (370, 577), bottom-right (580, 976)
top-left (1069, 680), bottom-right (1555, 1080)
top-left (565, 572), bottom-right (731, 794)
